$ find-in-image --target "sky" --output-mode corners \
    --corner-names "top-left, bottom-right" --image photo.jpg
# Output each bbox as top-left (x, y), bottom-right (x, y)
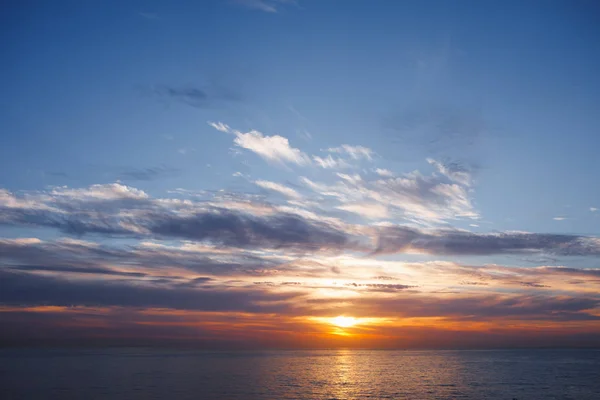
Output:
top-left (1, 0), bottom-right (600, 349)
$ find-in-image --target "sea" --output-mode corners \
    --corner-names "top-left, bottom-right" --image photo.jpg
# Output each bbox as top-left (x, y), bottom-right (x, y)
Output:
top-left (1, 348), bottom-right (599, 399)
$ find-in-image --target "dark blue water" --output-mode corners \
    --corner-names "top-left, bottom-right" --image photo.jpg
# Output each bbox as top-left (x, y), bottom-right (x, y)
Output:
top-left (1, 348), bottom-right (599, 399)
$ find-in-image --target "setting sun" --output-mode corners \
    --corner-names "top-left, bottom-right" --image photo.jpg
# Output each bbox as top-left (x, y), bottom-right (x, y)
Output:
top-left (331, 316), bottom-right (357, 328)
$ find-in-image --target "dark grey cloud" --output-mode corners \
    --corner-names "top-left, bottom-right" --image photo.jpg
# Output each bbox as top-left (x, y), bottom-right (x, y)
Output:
top-left (151, 83), bottom-right (242, 108)
top-left (344, 283), bottom-right (415, 292)
top-left (6, 265), bottom-right (147, 278)
top-left (0, 239), bottom-right (280, 277)
top-left (148, 210), bottom-right (349, 251)
top-left (3, 267), bottom-right (597, 323)
top-left (373, 275), bottom-right (398, 280)
top-left (376, 226), bottom-right (600, 257)
top-left (0, 237), bottom-right (358, 282)
top-left (534, 267), bottom-right (600, 278)
top-left (3, 184), bottom-right (599, 256)
top-left (0, 187), bottom-right (352, 251)
top-left (517, 281), bottom-right (550, 288)
top-left (460, 281), bottom-right (490, 286)
top-left (0, 269), bottom-right (300, 313)
top-left (117, 165), bottom-right (179, 181)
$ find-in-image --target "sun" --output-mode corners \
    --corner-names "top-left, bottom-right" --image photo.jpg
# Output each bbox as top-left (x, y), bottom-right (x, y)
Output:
top-left (331, 316), bottom-right (357, 328)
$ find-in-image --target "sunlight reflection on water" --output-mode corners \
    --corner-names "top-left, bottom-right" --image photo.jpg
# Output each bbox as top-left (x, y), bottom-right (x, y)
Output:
top-left (1, 348), bottom-right (599, 399)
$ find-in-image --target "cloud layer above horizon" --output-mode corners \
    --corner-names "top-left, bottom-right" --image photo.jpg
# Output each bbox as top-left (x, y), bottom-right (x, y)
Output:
top-left (1, 121), bottom-right (599, 348)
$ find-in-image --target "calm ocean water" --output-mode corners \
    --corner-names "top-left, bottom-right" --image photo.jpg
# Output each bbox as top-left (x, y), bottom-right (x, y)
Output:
top-left (1, 348), bottom-right (599, 399)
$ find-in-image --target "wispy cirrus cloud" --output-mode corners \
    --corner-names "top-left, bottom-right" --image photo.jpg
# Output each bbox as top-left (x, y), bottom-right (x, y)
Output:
top-left (427, 158), bottom-right (475, 187)
top-left (207, 123), bottom-right (479, 223)
top-left (313, 155), bottom-right (351, 169)
top-left (231, 0), bottom-right (297, 13)
top-left (327, 144), bottom-right (374, 160)
top-left (337, 202), bottom-right (389, 219)
top-left (301, 167), bottom-right (478, 223)
top-left (209, 122), bottom-right (378, 171)
top-left (254, 180), bottom-right (302, 200)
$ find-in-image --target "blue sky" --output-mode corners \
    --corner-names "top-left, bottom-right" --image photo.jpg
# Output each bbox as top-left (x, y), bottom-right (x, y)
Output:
top-left (1, 1), bottom-right (600, 347)
top-left (2, 0), bottom-right (599, 235)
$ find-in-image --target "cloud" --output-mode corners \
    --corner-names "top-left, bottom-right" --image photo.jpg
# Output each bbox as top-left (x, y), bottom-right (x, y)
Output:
top-left (3, 241), bottom-right (598, 322)
top-left (337, 202), bottom-right (389, 219)
top-left (234, 131), bottom-right (310, 165)
top-left (152, 84), bottom-right (241, 108)
top-left (0, 269), bottom-right (299, 313)
top-left (375, 168), bottom-right (394, 177)
top-left (349, 293), bottom-right (600, 321)
top-left (209, 121), bottom-right (374, 170)
top-left (313, 155), bottom-right (350, 169)
top-left (208, 121), bottom-right (231, 133)
top-left (298, 130), bottom-right (312, 141)
top-left (49, 183), bottom-right (149, 201)
top-left (301, 167), bottom-right (478, 223)
top-left (591, 207), bottom-right (598, 212)
top-left (210, 122), bottom-right (477, 224)
top-left (0, 184), bottom-right (352, 251)
top-left (7, 264), bottom-right (147, 278)
top-left (3, 182), bottom-right (600, 259)
top-left (0, 237), bottom-right (282, 277)
top-left (232, 171), bottom-right (249, 179)
top-left (148, 211), bottom-right (350, 251)
top-left (427, 158), bottom-right (474, 186)
top-left (375, 226), bottom-right (600, 257)
top-left (208, 122), bottom-right (310, 166)
top-left (344, 283), bottom-right (415, 292)
top-left (255, 180), bottom-right (302, 199)
top-left (327, 144), bottom-right (374, 160)
top-left (1, 234), bottom-right (600, 349)
top-left (232, 0), bottom-right (297, 13)
top-left (3, 236), bottom-right (599, 298)
top-left (117, 166), bottom-right (179, 181)
top-left (404, 261), bottom-right (600, 292)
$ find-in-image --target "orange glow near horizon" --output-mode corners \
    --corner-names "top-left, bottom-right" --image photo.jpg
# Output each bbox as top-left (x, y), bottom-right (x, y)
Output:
top-left (2, 305), bottom-right (600, 348)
